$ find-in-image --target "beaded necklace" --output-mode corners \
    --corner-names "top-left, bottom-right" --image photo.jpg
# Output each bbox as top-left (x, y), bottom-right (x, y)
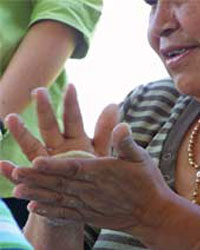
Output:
top-left (187, 118), bottom-right (200, 204)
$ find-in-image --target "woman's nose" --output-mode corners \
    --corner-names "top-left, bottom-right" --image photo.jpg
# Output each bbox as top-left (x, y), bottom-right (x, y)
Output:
top-left (149, 1), bottom-right (179, 38)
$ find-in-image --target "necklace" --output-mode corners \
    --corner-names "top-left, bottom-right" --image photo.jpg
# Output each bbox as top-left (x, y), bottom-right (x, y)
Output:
top-left (187, 118), bottom-right (200, 205)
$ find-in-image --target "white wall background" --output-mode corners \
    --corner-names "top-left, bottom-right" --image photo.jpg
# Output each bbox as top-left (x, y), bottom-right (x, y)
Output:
top-left (66, 0), bottom-right (169, 136)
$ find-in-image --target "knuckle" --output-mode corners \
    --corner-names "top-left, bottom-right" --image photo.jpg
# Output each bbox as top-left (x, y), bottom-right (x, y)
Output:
top-left (68, 198), bottom-right (83, 209)
top-left (58, 207), bottom-right (70, 219)
top-left (24, 141), bottom-right (40, 156)
top-left (54, 176), bottom-right (66, 193)
top-left (46, 218), bottom-right (71, 226)
top-left (83, 173), bottom-right (94, 181)
top-left (58, 206), bottom-right (84, 222)
top-left (17, 124), bottom-right (27, 140)
top-left (53, 192), bottom-right (66, 206)
top-left (77, 165), bottom-right (94, 182)
top-left (40, 120), bottom-right (54, 131)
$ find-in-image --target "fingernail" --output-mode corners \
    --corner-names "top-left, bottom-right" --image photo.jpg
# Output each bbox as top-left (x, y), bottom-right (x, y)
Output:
top-left (0, 160), bottom-right (15, 174)
top-left (31, 88), bottom-right (41, 98)
top-left (5, 113), bottom-right (23, 125)
top-left (13, 188), bottom-right (23, 198)
top-left (32, 87), bottom-right (48, 97)
top-left (28, 202), bottom-right (47, 215)
top-left (12, 171), bottom-right (25, 181)
top-left (27, 201), bottom-right (36, 212)
top-left (122, 135), bottom-right (133, 144)
top-left (31, 88), bottom-right (39, 97)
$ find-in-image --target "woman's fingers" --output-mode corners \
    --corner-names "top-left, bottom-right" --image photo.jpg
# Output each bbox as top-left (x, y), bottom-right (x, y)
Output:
top-left (32, 156), bottom-right (96, 182)
top-left (27, 199), bottom-right (138, 230)
top-left (14, 183), bottom-right (101, 220)
top-left (13, 181), bottom-right (107, 223)
top-left (5, 114), bottom-right (48, 161)
top-left (32, 88), bottom-right (63, 150)
top-left (93, 103), bottom-right (119, 156)
top-left (13, 183), bottom-right (84, 207)
top-left (10, 155), bottom-right (166, 232)
top-left (28, 200), bottom-right (99, 224)
top-left (63, 84), bottom-right (86, 138)
top-left (28, 201), bottom-right (84, 222)
top-left (0, 161), bottom-right (18, 184)
top-left (12, 167), bottom-right (95, 196)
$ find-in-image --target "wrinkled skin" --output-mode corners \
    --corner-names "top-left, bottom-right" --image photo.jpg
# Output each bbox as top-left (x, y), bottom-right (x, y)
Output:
top-left (0, 84), bottom-right (171, 236)
top-left (1, 85), bottom-right (200, 249)
top-left (147, 0), bottom-right (200, 100)
top-left (0, 84), bottom-right (118, 231)
top-left (0, 121), bottom-right (173, 237)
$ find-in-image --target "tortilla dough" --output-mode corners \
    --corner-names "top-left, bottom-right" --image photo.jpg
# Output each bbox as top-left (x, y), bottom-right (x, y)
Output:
top-left (53, 150), bottom-right (95, 159)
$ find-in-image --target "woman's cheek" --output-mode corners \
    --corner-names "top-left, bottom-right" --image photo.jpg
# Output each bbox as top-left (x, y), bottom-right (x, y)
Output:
top-left (147, 29), bottom-right (160, 55)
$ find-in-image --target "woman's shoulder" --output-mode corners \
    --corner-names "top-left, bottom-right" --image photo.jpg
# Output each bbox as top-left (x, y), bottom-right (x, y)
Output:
top-left (120, 78), bottom-right (180, 114)
top-left (126, 78), bottom-right (179, 100)
top-left (119, 78), bottom-right (183, 148)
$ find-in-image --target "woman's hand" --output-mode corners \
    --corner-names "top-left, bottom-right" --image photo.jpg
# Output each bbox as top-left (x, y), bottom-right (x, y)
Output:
top-left (2, 124), bottom-right (200, 250)
top-left (5, 84), bottom-right (119, 161)
top-left (2, 123), bottom-right (173, 234)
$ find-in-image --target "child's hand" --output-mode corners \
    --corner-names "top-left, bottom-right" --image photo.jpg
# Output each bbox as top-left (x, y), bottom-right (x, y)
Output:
top-left (5, 84), bottom-right (119, 162)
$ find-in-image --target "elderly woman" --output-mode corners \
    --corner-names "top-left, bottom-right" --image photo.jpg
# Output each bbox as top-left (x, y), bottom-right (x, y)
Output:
top-left (1, 0), bottom-right (200, 249)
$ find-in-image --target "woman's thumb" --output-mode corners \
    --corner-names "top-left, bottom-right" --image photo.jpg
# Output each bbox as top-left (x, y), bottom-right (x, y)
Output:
top-left (112, 123), bottom-right (146, 162)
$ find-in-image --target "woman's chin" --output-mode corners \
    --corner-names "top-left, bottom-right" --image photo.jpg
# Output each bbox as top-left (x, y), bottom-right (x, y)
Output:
top-left (174, 75), bottom-right (200, 99)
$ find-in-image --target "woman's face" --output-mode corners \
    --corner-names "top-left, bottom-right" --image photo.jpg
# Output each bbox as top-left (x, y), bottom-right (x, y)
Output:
top-left (147, 0), bottom-right (200, 99)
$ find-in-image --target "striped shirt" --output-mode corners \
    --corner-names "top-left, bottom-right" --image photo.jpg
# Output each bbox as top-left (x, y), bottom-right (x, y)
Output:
top-left (91, 78), bottom-right (198, 249)
top-left (0, 199), bottom-right (33, 250)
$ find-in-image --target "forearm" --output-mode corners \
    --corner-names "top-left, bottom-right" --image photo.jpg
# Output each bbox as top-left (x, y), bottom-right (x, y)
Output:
top-left (129, 192), bottom-right (200, 250)
top-left (24, 213), bottom-right (84, 250)
top-left (155, 195), bottom-right (200, 250)
top-left (0, 20), bottom-right (77, 118)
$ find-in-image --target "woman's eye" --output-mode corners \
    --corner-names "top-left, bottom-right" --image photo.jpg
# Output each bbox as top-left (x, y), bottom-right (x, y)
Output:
top-left (144, 0), bottom-right (157, 6)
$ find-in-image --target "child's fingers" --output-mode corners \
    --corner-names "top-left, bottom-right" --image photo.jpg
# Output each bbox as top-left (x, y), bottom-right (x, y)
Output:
top-left (32, 88), bottom-right (63, 149)
top-left (63, 84), bottom-right (86, 138)
top-left (5, 114), bottom-right (48, 161)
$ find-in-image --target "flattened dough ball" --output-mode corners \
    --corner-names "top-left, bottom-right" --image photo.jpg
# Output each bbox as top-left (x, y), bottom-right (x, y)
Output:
top-left (53, 150), bottom-right (95, 159)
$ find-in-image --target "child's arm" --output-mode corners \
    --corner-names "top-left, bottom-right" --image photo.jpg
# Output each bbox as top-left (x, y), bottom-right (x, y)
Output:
top-left (0, 20), bottom-right (77, 118)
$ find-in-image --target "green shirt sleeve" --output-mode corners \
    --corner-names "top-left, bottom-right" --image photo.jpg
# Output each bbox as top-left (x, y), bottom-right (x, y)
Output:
top-left (30, 0), bottom-right (103, 58)
top-left (0, 0), bottom-right (103, 198)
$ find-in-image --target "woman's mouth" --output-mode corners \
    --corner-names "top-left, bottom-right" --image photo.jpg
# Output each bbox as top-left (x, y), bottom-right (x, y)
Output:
top-left (161, 46), bottom-right (198, 69)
